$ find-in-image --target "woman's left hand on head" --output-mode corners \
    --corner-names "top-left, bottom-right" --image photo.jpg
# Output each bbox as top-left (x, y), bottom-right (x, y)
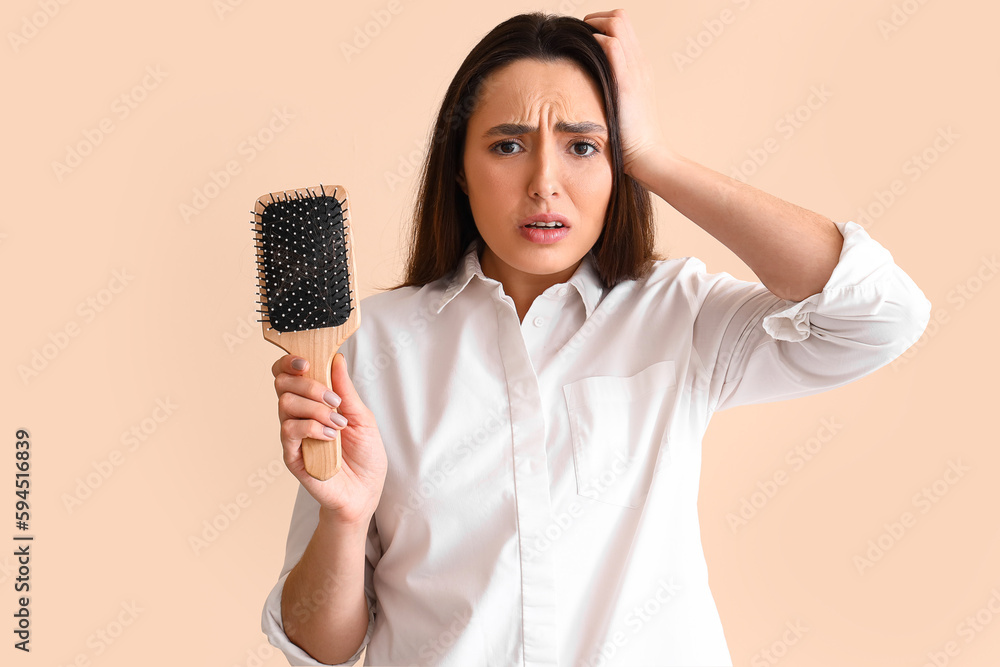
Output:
top-left (583, 8), bottom-right (668, 177)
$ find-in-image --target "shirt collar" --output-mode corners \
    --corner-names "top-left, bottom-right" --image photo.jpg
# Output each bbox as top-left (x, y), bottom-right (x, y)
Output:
top-left (433, 239), bottom-right (604, 318)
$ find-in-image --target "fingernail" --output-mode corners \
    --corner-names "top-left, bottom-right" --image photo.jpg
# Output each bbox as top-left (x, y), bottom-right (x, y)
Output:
top-left (292, 358), bottom-right (307, 371)
top-left (323, 390), bottom-right (341, 408)
top-left (323, 427), bottom-right (336, 438)
top-left (330, 412), bottom-right (348, 428)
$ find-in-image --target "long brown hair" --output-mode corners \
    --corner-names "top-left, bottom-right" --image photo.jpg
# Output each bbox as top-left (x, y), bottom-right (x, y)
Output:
top-left (385, 11), bottom-right (661, 291)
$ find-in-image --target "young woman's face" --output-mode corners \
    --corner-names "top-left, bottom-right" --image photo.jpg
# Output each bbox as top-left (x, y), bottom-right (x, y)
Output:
top-left (458, 57), bottom-right (613, 285)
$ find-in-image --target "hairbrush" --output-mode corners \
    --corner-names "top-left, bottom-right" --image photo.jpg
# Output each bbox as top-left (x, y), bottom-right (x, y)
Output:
top-left (251, 184), bottom-right (360, 481)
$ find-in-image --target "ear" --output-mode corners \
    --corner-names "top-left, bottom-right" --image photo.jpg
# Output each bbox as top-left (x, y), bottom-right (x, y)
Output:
top-left (456, 168), bottom-right (467, 195)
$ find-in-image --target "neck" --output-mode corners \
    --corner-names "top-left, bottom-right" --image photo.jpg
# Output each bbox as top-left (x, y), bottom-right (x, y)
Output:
top-left (479, 245), bottom-right (580, 323)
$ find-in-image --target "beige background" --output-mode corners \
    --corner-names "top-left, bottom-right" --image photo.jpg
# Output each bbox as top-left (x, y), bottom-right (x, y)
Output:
top-left (3, 0), bottom-right (998, 665)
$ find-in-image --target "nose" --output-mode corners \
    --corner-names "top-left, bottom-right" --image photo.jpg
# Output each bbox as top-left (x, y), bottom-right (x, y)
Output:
top-left (528, 136), bottom-right (560, 200)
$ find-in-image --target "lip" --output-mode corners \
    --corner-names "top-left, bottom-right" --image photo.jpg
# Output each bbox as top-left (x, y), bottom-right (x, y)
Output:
top-left (519, 212), bottom-right (570, 228)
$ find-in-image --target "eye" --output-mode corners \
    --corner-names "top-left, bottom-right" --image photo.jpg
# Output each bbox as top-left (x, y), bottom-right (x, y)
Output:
top-left (490, 140), bottom-right (523, 155)
top-left (571, 140), bottom-right (600, 157)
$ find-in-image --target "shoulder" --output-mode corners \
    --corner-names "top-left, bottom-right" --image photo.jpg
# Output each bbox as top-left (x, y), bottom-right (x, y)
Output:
top-left (600, 255), bottom-right (747, 319)
top-left (614, 255), bottom-right (723, 295)
top-left (340, 277), bottom-right (449, 354)
top-left (340, 279), bottom-right (449, 387)
top-left (356, 277), bottom-right (448, 324)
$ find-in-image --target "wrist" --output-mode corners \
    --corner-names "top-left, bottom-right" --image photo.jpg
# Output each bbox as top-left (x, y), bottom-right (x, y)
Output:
top-left (624, 142), bottom-right (675, 189)
top-left (318, 506), bottom-right (373, 533)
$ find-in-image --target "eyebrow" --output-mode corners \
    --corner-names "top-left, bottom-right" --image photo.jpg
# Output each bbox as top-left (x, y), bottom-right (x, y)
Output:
top-left (482, 120), bottom-right (608, 138)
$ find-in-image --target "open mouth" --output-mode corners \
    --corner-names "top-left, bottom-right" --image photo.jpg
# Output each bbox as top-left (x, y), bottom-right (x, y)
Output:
top-left (523, 222), bottom-right (566, 229)
top-left (519, 222), bottom-right (569, 244)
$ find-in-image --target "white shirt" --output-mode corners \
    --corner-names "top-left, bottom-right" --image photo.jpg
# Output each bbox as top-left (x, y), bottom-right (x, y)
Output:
top-left (262, 220), bottom-right (931, 666)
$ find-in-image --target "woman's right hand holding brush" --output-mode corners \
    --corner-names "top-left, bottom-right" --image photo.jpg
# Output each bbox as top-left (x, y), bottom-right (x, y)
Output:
top-left (272, 353), bottom-right (388, 527)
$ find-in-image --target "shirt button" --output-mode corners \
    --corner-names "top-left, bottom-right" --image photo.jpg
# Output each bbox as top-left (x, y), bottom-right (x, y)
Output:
top-left (557, 286), bottom-right (569, 297)
top-left (532, 316), bottom-right (544, 328)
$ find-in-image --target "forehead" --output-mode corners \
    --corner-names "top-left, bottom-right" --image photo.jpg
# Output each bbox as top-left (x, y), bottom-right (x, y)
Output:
top-left (470, 58), bottom-right (606, 125)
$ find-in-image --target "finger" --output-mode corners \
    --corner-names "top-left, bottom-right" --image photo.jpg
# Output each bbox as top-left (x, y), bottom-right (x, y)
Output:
top-left (583, 9), bottom-right (634, 37)
top-left (582, 8), bottom-right (628, 21)
top-left (329, 353), bottom-right (373, 426)
top-left (584, 11), bottom-right (639, 52)
top-left (583, 15), bottom-right (618, 36)
top-left (271, 354), bottom-right (309, 378)
top-left (274, 372), bottom-right (342, 409)
top-left (591, 33), bottom-right (627, 71)
top-left (278, 391), bottom-right (348, 431)
top-left (584, 20), bottom-right (639, 72)
top-left (280, 417), bottom-right (340, 451)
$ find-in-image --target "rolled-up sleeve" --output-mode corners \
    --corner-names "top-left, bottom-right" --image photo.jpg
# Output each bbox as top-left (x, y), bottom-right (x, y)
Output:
top-left (261, 484), bottom-right (379, 666)
top-left (695, 220), bottom-right (932, 412)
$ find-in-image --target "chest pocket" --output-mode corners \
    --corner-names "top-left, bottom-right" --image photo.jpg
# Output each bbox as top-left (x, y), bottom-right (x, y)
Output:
top-left (562, 360), bottom-right (677, 509)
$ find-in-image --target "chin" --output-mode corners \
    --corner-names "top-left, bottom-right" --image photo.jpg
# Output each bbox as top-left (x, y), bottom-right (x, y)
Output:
top-left (512, 250), bottom-right (578, 276)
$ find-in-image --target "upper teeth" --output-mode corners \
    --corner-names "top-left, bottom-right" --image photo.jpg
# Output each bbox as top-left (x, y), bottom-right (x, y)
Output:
top-left (527, 222), bottom-right (564, 228)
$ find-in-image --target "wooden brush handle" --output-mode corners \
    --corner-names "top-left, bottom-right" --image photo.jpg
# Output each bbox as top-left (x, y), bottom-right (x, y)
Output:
top-left (303, 429), bottom-right (341, 480)
top-left (264, 328), bottom-right (350, 481)
top-left (301, 346), bottom-right (342, 481)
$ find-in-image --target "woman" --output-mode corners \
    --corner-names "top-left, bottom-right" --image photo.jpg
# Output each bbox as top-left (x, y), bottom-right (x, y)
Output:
top-left (262, 9), bottom-right (930, 666)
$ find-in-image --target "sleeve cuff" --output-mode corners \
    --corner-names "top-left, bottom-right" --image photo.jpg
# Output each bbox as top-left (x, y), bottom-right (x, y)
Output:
top-left (762, 220), bottom-right (905, 342)
top-left (261, 571), bottom-right (375, 666)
